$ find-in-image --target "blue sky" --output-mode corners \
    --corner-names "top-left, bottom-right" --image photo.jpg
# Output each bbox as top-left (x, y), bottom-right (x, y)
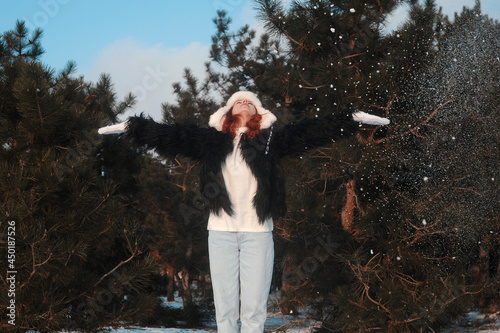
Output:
top-left (1, 0), bottom-right (252, 70)
top-left (1, 0), bottom-right (499, 121)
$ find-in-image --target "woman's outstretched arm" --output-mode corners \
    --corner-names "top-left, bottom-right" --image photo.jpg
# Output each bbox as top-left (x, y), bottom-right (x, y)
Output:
top-left (273, 109), bottom-right (389, 157)
top-left (98, 114), bottom-right (211, 161)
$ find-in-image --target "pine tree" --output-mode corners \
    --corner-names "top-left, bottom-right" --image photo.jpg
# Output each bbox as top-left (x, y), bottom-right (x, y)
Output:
top-left (13, 0), bottom-right (492, 330)
top-left (252, 0), bottom-right (407, 324)
top-left (206, 0), bottom-right (499, 331)
top-left (139, 70), bottom-right (220, 326)
top-left (383, 0), bottom-right (500, 321)
top-left (0, 22), bottom-right (157, 332)
top-left (165, 1), bottom-right (499, 330)
top-left (283, 0), bottom-right (499, 331)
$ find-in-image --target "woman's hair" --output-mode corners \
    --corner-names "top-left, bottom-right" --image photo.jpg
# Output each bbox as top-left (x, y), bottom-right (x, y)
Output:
top-left (222, 108), bottom-right (262, 139)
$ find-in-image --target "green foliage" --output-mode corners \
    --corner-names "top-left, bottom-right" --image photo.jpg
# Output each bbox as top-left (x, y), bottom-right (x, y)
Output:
top-left (1, 1), bottom-right (498, 331)
top-left (0, 22), bottom-right (157, 332)
top-left (203, 0), bottom-right (499, 332)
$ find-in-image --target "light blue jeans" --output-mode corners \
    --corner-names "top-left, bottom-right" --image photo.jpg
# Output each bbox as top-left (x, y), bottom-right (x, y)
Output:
top-left (209, 231), bottom-right (274, 333)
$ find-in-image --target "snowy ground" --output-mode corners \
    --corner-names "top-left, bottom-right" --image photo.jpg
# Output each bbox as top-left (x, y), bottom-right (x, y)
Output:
top-left (441, 312), bottom-right (500, 333)
top-left (107, 292), bottom-right (500, 333)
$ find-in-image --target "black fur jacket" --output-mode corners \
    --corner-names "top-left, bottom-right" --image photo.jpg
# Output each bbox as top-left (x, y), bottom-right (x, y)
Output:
top-left (125, 111), bottom-right (360, 224)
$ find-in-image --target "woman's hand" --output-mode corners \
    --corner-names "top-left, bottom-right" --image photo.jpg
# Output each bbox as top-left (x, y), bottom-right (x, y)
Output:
top-left (98, 122), bottom-right (128, 135)
top-left (352, 111), bottom-right (390, 126)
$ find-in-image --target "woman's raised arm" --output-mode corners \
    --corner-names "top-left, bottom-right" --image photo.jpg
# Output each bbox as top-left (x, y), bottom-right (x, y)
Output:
top-left (98, 114), bottom-right (211, 161)
top-left (273, 109), bottom-right (389, 157)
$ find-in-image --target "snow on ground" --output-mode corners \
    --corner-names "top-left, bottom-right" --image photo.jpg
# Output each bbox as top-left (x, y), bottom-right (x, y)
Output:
top-left (440, 311), bottom-right (500, 333)
top-left (108, 292), bottom-right (500, 333)
top-left (110, 291), bottom-right (318, 332)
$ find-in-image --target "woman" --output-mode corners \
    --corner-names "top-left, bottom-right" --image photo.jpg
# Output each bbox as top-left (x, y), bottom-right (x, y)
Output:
top-left (99, 91), bottom-right (389, 333)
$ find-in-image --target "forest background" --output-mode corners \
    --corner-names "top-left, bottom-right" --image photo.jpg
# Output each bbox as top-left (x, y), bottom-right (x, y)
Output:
top-left (0, 0), bottom-right (499, 332)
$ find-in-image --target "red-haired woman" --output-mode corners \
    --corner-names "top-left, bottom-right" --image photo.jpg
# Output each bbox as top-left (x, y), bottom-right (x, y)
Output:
top-left (99, 91), bottom-right (389, 333)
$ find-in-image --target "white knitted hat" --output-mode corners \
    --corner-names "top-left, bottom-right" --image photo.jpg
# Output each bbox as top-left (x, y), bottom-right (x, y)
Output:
top-left (209, 91), bottom-right (277, 131)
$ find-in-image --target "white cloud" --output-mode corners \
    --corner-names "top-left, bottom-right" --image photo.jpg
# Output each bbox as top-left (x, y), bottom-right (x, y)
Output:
top-left (383, 2), bottom-right (411, 33)
top-left (82, 38), bottom-right (210, 122)
top-left (81, 0), bottom-right (496, 125)
top-left (383, 0), bottom-right (481, 34)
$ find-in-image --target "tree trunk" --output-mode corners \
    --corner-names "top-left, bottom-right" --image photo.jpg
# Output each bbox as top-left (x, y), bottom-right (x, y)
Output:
top-left (166, 263), bottom-right (176, 302)
top-left (180, 236), bottom-right (194, 307)
top-left (341, 178), bottom-right (364, 237)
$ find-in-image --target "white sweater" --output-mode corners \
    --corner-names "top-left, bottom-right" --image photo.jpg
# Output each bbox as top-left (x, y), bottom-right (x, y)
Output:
top-left (207, 128), bottom-right (273, 232)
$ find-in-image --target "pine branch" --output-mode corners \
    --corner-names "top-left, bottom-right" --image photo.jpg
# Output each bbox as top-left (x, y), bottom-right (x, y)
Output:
top-left (93, 248), bottom-right (141, 289)
top-left (374, 98), bottom-right (457, 144)
top-left (19, 229), bottom-right (49, 289)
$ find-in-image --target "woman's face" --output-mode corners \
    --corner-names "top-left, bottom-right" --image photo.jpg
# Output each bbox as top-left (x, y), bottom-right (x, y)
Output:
top-left (232, 99), bottom-right (257, 118)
